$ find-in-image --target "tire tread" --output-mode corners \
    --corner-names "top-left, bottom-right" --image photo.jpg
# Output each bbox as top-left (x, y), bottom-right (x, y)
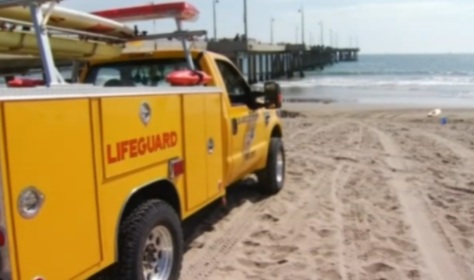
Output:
top-left (117, 199), bottom-right (183, 280)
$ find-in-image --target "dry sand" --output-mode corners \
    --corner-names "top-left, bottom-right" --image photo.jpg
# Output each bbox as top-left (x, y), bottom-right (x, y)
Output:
top-left (180, 103), bottom-right (474, 280)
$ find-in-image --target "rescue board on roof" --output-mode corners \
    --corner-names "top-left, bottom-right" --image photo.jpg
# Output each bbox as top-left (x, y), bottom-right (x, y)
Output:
top-left (91, 2), bottom-right (200, 23)
top-left (0, 30), bottom-right (123, 59)
top-left (0, 4), bottom-right (135, 37)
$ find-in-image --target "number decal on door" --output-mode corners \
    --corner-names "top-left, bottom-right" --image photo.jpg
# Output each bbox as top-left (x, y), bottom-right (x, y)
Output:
top-left (241, 112), bottom-right (259, 160)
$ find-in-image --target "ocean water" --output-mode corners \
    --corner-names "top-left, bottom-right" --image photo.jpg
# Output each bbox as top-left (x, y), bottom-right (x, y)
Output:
top-left (276, 54), bottom-right (474, 107)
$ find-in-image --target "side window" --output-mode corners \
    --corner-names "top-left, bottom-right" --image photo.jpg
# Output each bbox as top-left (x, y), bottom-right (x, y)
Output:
top-left (215, 59), bottom-right (250, 106)
top-left (86, 59), bottom-right (200, 87)
top-left (94, 68), bottom-right (121, 86)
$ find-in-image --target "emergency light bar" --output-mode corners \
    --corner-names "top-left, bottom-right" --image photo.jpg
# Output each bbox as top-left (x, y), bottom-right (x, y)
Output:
top-left (91, 2), bottom-right (199, 23)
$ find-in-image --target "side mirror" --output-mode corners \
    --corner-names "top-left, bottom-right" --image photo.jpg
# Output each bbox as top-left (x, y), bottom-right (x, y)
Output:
top-left (263, 81), bottom-right (282, 109)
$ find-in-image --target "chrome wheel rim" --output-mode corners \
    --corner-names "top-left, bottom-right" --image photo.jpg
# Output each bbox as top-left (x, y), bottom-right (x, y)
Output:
top-left (142, 225), bottom-right (174, 280)
top-left (276, 148), bottom-right (284, 184)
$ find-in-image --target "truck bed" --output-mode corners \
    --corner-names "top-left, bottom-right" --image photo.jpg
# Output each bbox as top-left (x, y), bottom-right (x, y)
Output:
top-left (0, 84), bottom-right (226, 279)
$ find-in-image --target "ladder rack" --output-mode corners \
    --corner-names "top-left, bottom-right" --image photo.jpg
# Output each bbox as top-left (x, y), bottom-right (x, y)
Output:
top-left (0, 16), bottom-right (207, 44)
top-left (0, 0), bottom-right (65, 85)
top-left (0, 0), bottom-right (56, 9)
top-left (0, 0), bottom-right (207, 87)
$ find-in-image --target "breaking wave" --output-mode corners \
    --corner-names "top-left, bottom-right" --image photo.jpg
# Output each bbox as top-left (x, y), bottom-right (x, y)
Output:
top-left (277, 75), bottom-right (474, 88)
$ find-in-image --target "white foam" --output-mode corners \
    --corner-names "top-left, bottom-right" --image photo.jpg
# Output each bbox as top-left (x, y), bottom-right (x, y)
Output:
top-left (276, 75), bottom-right (474, 88)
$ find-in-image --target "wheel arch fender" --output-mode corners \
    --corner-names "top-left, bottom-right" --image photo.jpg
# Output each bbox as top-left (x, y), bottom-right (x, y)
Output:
top-left (256, 124), bottom-right (283, 170)
top-left (266, 124), bottom-right (283, 161)
top-left (270, 124), bottom-right (282, 139)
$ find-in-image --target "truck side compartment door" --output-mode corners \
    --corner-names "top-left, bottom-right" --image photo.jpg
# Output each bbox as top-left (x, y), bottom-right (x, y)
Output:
top-left (182, 93), bottom-right (224, 211)
top-left (182, 94), bottom-right (208, 210)
top-left (3, 100), bottom-right (101, 279)
top-left (204, 93), bottom-right (224, 199)
top-left (214, 59), bottom-right (266, 184)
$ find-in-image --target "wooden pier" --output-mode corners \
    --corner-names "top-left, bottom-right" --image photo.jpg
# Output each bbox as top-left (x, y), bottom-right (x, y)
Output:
top-left (207, 40), bottom-right (359, 84)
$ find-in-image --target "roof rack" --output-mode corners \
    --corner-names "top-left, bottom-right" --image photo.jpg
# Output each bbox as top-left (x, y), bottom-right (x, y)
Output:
top-left (6, 0), bottom-right (66, 85)
top-left (0, 16), bottom-right (206, 44)
top-left (0, 1), bottom-right (205, 86)
top-left (0, 0), bottom-right (56, 9)
top-left (92, 2), bottom-right (201, 70)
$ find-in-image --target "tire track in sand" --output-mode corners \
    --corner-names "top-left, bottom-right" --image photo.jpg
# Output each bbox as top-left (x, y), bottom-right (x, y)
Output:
top-left (381, 123), bottom-right (474, 277)
top-left (181, 188), bottom-right (275, 280)
top-left (368, 125), bottom-right (469, 280)
top-left (181, 120), bottom-right (341, 279)
top-left (338, 121), bottom-right (364, 280)
top-left (231, 170), bottom-right (332, 280)
top-left (331, 164), bottom-right (351, 280)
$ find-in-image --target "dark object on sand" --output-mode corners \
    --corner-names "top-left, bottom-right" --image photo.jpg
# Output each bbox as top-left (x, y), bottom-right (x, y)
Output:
top-left (280, 110), bottom-right (306, 118)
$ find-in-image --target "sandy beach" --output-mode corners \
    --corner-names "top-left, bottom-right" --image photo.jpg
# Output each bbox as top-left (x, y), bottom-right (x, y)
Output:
top-left (180, 103), bottom-right (474, 280)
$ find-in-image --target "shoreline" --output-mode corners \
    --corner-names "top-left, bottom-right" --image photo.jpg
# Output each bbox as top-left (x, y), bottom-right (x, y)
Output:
top-left (282, 99), bottom-right (472, 112)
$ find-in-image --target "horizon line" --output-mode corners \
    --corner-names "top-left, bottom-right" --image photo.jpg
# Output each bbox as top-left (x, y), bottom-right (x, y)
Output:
top-left (360, 52), bottom-right (474, 55)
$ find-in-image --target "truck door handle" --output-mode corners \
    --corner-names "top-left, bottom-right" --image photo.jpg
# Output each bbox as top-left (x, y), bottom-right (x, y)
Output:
top-left (207, 138), bottom-right (214, 154)
top-left (232, 119), bottom-right (238, 135)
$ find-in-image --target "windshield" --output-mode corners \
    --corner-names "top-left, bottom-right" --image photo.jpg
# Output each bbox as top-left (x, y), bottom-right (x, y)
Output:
top-left (84, 58), bottom-right (200, 87)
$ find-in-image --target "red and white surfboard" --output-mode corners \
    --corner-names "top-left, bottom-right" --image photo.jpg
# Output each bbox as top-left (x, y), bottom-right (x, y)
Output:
top-left (0, 4), bottom-right (136, 38)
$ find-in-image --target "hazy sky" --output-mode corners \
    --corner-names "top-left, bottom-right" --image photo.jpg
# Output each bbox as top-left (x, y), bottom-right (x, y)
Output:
top-left (63, 0), bottom-right (474, 54)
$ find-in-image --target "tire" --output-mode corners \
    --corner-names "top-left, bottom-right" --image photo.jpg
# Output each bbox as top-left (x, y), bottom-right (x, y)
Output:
top-left (256, 137), bottom-right (286, 195)
top-left (116, 199), bottom-right (183, 280)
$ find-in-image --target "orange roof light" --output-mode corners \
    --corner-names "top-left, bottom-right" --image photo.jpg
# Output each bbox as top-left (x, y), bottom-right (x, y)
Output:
top-left (91, 2), bottom-right (199, 23)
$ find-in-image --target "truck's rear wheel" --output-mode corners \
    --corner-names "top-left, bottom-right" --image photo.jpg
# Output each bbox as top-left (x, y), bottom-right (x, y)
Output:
top-left (117, 199), bottom-right (183, 280)
top-left (257, 137), bottom-right (286, 195)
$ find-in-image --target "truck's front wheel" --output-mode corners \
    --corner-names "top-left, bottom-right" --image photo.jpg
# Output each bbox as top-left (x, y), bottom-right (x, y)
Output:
top-left (257, 137), bottom-right (286, 195)
top-left (117, 199), bottom-right (183, 280)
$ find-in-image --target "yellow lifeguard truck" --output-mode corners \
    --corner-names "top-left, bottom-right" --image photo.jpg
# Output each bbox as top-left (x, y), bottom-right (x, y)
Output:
top-left (0, 1), bottom-right (286, 279)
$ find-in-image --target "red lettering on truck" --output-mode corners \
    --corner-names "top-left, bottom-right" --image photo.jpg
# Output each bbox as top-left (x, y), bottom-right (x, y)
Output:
top-left (106, 131), bottom-right (178, 164)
